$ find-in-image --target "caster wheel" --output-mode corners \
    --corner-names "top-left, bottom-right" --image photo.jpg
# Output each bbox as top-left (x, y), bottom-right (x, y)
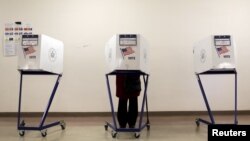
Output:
top-left (41, 130), bottom-right (47, 137)
top-left (104, 124), bottom-right (108, 131)
top-left (60, 120), bottom-right (66, 130)
top-left (111, 131), bottom-right (117, 138)
top-left (134, 132), bottom-right (140, 138)
top-left (19, 130), bottom-right (25, 136)
top-left (195, 119), bottom-right (200, 127)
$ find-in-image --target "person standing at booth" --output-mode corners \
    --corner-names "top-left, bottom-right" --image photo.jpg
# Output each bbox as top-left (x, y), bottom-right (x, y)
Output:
top-left (116, 74), bottom-right (141, 128)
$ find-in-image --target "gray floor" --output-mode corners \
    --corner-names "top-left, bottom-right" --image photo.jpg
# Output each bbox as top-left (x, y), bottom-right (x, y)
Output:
top-left (0, 115), bottom-right (249, 141)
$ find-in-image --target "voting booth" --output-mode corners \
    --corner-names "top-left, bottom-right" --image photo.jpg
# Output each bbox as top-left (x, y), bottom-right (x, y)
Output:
top-left (104, 34), bottom-right (150, 138)
top-left (17, 34), bottom-right (64, 74)
top-left (193, 35), bottom-right (236, 73)
top-left (105, 34), bottom-right (148, 73)
top-left (17, 34), bottom-right (65, 137)
top-left (193, 35), bottom-right (238, 126)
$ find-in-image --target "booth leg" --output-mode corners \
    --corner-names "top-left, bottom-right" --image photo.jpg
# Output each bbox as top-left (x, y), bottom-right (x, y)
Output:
top-left (196, 74), bottom-right (215, 125)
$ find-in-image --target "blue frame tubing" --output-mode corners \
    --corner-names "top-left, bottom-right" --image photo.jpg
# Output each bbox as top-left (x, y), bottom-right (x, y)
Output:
top-left (17, 70), bottom-right (65, 137)
top-left (195, 69), bottom-right (238, 126)
top-left (105, 70), bottom-right (150, 138)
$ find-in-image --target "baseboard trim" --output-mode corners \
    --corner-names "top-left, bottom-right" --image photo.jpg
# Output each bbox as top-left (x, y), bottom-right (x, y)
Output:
top-left (0, 111), bottom-right (250, 117)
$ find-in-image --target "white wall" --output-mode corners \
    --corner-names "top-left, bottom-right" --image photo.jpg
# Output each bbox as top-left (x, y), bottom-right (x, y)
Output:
top-left (1, 0), bottom-right (250, 112)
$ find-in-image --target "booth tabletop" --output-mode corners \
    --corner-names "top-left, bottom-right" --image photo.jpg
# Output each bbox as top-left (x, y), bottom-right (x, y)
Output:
top-left (107, 70), bottom-right (148, 75)
top-left (18, 70), bottom-right (60, 75)
top-left (198, 68), bottom-right (237, 75)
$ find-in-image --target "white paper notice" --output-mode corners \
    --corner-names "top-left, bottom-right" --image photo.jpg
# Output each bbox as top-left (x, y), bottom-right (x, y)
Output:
top-left (3, 22), bottom-right (33, 57)
top-left (3, 23), bottom-right (16, 56)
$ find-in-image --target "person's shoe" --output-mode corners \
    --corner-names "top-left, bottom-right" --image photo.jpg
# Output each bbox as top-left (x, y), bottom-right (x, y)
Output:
top-left (129, 125), bottom-right (135, 128)
top-left (120, 125), bottom-right (126, 128)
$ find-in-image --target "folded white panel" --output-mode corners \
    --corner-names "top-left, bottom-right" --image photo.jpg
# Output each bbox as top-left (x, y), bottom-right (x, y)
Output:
top-left (193, 35), bottom-right (236, 74)
top-left (105, 34), bottom-right (148, 73)
top-left (17, 34), bottom-right (64, 74)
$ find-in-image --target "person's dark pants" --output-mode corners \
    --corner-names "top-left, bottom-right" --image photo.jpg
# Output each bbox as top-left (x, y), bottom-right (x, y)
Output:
top-left (117, 97), bottom-right (138, 128)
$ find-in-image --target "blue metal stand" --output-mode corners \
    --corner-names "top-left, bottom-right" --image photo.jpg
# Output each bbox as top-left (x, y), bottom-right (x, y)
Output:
top-left (195, 69), bottom-right (238, 126)
top-left (104, 70), bottom-right (150, 138)
top-left (17, 70), bottom-right (66, 137)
